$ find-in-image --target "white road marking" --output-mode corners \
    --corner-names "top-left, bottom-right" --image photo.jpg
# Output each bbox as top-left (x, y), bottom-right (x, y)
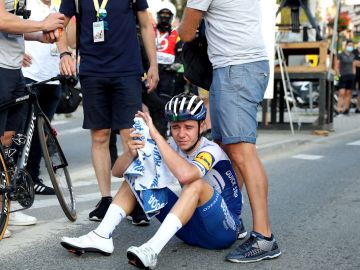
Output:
top-left (58, 127), bottom-right (85, 136)
top-left (51, 120), bottom-right (69, 126)
top-left (292, 154), bottom-right (324, 160)
top-left (346, 140), bottom-right (360, 146)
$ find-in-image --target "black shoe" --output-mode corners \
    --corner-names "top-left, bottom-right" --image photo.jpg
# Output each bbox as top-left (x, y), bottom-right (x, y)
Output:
top-left (237, 218), bottom-right (247, 239)
top-left (89, 197), bottom-right (112, 221)
top-left (226, 231), bottom-right (281, 263)
top-left (34, 179), bottom-right (55, 195)
top-left (129, 203), bottom-right (150, 226)
top-left (343, 109), bottom-right (349, 115)
top-left (355, 108), bottom-right (360, 114)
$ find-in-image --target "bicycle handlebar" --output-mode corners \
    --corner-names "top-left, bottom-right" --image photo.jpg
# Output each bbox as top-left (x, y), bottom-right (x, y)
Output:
top-left (25, 75), bottom-right (78, 88)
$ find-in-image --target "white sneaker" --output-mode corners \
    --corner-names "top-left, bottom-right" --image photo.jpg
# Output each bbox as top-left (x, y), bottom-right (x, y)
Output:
top-left (60, 231), bottom-right (114, 256)
top-left (3, 228), bottom-right (12, 239)
top-left (127, 243), bottom-right (158, 269)
top-left (8, 211), bottom-right (37, 226)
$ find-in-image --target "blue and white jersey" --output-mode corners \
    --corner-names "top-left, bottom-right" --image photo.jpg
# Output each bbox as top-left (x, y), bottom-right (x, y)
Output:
top-left (169, 137), bottom-right (242, 216)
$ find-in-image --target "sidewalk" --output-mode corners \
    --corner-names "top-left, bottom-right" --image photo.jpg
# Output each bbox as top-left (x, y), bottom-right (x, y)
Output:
top-left (256, 113), bottom-right (360, 156)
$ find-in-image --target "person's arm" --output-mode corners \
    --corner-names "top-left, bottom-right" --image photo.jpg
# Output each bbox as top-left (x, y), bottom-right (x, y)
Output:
top-left (178, 7), bottom-right (204, 42)
top-left (136, 111), bottom-right (202, 185)
top-left (57, 16), bottom-right (76, 76)
top-left (66, 16), bottom-right (77, 50)
top-left (335, 55), bottom-right (340, 76)
top-left (137, 10), bottom-right (159, 93)
top-left (0, 1), bottom-right (64, 34)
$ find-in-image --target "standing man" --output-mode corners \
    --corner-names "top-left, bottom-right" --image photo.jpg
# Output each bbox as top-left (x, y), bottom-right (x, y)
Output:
top-left (0, 0), bottom-right (64, 238)
top-left (178, 0), bottom-right (281, 263)
top-left (22, 0), bottom-right (65, 195)
top-left (148, 1), bottom-right (181, 137)
top-left (58, 0), bottom-right (159, 221)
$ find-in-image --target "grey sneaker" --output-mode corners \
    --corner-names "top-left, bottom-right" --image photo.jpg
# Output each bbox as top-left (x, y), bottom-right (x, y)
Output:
top-left (237, 218), bottom-right (247, 239)
top-left (226, 231), bottom-right (281, 263)
top-left (127, 243), bottom-right (158, 269)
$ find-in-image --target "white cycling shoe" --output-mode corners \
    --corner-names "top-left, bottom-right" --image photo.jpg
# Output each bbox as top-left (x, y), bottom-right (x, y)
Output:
top-left (61, 231), bottom-right (114, 256)
top-left (127, 243), bottom-right (158, 269)
top-left (8, 211), bottom-right (37, 226)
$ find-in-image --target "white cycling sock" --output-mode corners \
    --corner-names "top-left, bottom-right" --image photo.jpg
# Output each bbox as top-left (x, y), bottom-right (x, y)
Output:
top-left (94, 203), bottom-right (126, 238)
top-left (146, 213), bottom-right (182, 254)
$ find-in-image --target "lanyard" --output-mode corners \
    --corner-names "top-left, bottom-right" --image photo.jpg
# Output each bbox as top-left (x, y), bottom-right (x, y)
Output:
top-left (13, 0), bottom-right (19, 13)
top-left (93, 0), bottom-right (109, 19)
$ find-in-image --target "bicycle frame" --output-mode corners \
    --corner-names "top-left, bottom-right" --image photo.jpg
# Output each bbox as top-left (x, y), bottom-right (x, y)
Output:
top-left (0, 76), bottom-right (69, 191)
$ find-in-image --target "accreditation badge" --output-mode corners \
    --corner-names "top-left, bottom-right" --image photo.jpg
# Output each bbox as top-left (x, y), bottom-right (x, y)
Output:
top-left (93, 21), bottom-right (105, 42)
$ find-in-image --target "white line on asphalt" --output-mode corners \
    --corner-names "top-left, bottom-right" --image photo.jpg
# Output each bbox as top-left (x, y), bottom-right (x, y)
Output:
top-left (292, 154), bottom-right (324, 160)
top-left (58, 127), bottom-right (85, 136)
top-left (30, 189), bottom-right (120, 210)
top-left (52, 120), bottom-right (69, 126)
top-left (346, 140), bottom-right (360, 146)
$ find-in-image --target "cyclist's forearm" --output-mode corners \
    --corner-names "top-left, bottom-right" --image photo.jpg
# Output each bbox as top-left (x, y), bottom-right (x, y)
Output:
top-left (112, 151), bottom-right (136, 178)
top-left (24, 32), bottom-right (42, 41)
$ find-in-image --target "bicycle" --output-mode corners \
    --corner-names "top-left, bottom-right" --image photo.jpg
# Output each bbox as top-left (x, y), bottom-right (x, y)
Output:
top-left (0, 75), bottom-right (77, 240)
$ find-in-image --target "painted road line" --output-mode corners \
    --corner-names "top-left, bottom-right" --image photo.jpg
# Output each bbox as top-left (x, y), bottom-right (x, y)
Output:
top-left (30, 190), bottom-right (120, 210)
top-left (58, 127), bottom-right (85, 136)
top-left (346, 140), bottom-right (360, 146)
top-left (292, 154), bottom-right (324, 160)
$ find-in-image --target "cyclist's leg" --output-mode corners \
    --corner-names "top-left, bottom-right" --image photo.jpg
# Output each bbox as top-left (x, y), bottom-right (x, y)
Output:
top-left (141, 179), bottom-right (218, 254)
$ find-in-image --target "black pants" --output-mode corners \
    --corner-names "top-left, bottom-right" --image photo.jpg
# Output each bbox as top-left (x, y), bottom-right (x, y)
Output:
top-left (146, 70), bottom-right (176, 137)
top-left (26, 78), bottom-right (61, 183)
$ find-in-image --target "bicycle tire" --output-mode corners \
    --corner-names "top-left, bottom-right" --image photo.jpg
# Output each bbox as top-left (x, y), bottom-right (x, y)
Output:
top-left (37, 116), bottom-right (77, 221)
top-left (0, 145), bottom-right (11, 240)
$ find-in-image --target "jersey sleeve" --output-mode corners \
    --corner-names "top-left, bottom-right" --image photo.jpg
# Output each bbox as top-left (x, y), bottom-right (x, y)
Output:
top-left (191, 145), bottom-right (221, 177)
top-left (59, 0), bottom-right (76, 18)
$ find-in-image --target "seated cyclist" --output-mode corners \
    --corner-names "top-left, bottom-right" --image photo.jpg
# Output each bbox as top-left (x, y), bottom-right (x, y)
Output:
top-left (60, 93), bottom-right (244, 269)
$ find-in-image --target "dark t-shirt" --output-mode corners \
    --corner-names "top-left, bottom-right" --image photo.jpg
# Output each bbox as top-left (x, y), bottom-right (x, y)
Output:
top-left (60, 0), bottom-right (148, 77)
top-left (338, 52), bottom-right (354, 76)
top-left (353, 50), bottom-right (360, 79)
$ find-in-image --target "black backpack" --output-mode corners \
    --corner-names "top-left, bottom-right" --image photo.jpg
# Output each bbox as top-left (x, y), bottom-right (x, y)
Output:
top-left (182, 21), bottom-right (212, 91)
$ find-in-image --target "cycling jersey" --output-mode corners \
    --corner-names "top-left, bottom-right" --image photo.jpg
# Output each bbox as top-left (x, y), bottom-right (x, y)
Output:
top-left (169, 136), bottom-right (242, 216)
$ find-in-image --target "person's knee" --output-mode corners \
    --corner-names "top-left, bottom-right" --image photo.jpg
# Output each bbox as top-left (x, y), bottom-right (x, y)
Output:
top-left (91, 129), bottom-right (111, 146)
top-left (182, 179), bottom-right (204, 196)
top-left (226, 143), bottom-right (257, 167)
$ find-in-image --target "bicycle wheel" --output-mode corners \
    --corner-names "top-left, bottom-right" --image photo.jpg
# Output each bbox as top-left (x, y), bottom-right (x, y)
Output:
top-left (37, 116), bottom-right (77, 221)
top-left (0, 145), bottom-right (11, 240)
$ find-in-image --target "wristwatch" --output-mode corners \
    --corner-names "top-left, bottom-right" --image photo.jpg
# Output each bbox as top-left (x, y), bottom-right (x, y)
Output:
top-left (60, 51), bottom-right (72, 59)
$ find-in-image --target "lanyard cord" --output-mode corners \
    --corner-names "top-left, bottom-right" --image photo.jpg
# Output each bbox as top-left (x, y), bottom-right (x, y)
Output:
top-left (93, 0), bottom-right (109, 18)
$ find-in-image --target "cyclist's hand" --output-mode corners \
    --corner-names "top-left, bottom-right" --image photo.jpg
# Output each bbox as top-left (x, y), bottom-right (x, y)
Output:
top-left (22, 53), bottom-right (32, 67)
top-left (41, 13), bottom-right (65, 32)
top-left (146, 65), bottom-right (159, 93)
top-left (135, 111), bottom-right (161, 142)
top-left (60, 54), bottom-right (76, 76)
top-left (128, 128), bottom-right (144, 157)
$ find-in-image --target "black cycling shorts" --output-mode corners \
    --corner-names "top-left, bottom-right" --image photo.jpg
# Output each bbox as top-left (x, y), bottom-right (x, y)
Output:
top-left (80, 75), bottom-right (142, 130)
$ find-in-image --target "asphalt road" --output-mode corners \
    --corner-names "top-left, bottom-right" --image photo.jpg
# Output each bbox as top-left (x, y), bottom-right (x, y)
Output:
top-left (0, 111), bottom-right (359, 270)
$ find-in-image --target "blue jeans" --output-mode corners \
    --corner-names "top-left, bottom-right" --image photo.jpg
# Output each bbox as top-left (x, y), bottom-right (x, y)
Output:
top-left (25, 78), bottom-right (61, 182)
top-left (210, 60), bottom-right (269, 144)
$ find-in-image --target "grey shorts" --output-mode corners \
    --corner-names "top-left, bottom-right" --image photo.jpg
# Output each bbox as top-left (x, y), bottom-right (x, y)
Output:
top-left (210, 61), bottom-right (269, 144)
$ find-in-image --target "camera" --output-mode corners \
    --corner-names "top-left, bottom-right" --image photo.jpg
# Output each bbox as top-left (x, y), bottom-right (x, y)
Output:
top-left (15, 7), bottom-right (31, 19)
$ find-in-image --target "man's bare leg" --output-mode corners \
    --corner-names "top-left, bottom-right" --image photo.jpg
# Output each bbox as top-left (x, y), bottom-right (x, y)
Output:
top-left (91, 128), bottom-right (111, 197)
top-left (226, 142), bottom-right (271, 237)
